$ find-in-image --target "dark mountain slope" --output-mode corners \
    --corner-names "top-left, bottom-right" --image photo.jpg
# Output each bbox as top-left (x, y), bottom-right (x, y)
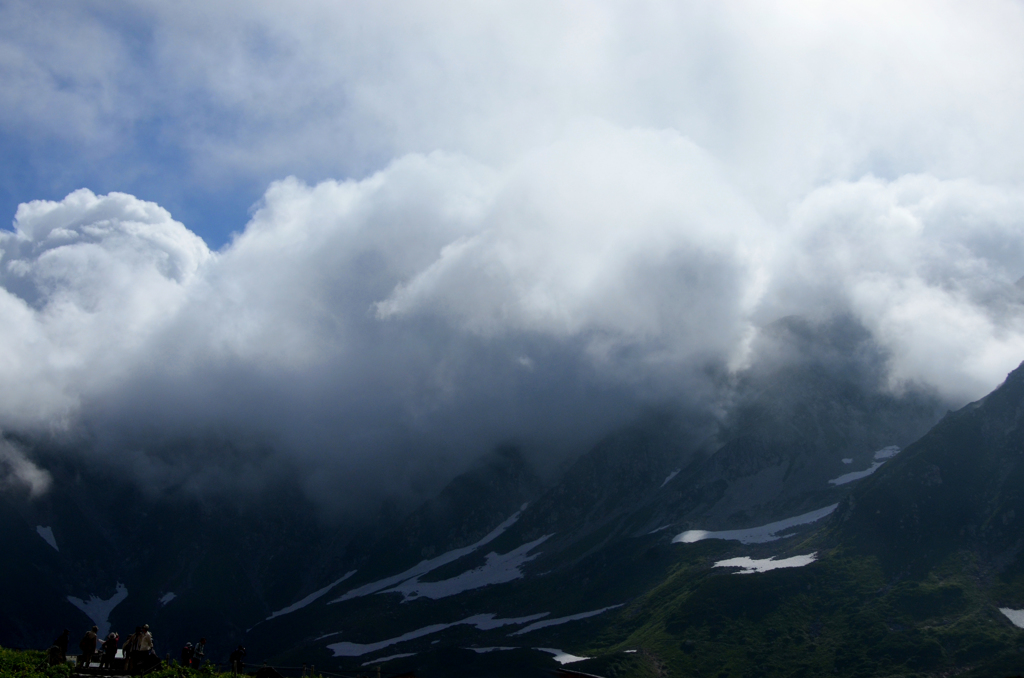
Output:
top-left (339, 444), bottom-right (544, 588)
top-left (562, 362), bottom-right (1024, 678)
top-left (0, 454), bottom-right (359, 657)
top-left (237, 348), bottom-right (948, 675)
top-left (841, 360), bottom-right (1024, 571)
top-left (0, 317), bottom-right (968, 676)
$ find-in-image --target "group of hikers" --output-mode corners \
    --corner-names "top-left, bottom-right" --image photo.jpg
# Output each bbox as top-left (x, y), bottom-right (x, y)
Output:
top-left (47, 625), bottom-right (209, 673)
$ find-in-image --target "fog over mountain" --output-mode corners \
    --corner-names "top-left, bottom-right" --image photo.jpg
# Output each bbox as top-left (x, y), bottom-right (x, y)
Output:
top-left (2, 1), bottom-right (1024, 511)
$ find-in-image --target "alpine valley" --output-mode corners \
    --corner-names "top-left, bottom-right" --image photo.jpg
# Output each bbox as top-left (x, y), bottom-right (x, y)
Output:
top-left (5, 317), bottom-right (1024, 678)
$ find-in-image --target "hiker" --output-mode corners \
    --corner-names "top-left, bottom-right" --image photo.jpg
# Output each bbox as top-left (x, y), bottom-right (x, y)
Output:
top-left (193, 638), bottom-right (206, 667)
top-left (53, 629), bottom-right (69, 663)
top-left (229, 645), bottom-right (246, 674)
top-left (181, 642), bottom-right (194, 667)
top-left (99, 633), bottom-right (118, 669)
top-left (46, 645), bottom-right (64, 667)
top-left (79, 626), bottom-right (99, 667)
top-left (135, 624), bottom-right (154, 667)
top-left (123, 627), bottom-right (141, 672)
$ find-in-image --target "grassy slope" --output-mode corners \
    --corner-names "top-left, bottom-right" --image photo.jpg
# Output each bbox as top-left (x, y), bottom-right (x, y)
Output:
top-left (0, 647), bottom-right (267, 678)
top-left (553, 366), bottom-right (1024, 678)
top-left (560, 534), bottom-right (1024, 678)
top-left (0, 647), bottom-right (70, 678)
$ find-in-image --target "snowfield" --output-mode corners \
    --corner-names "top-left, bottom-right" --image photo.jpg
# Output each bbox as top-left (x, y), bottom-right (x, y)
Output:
top-left (829, 446), bottom-right (901, 486)
top-left (536, 648), bottom-right (589, 664)
top-left (873, 445), bottom-right (901, 460)
top-left (829, 463), bottom-right (884, 486)
top-left (331, 508), bottom-right (525, 603)
top-left (327, 613), bottom-right (548, 656)
top-left (384, 535), bottom-right (552, 601)
top-left (267, 571), bottom-right (356, 620)
top-left (673, 505), bottom-right (838, 545)
top-left (509, 605), bottom-right (623, 636)
top-left (713, 553), bottom-right (818, 574)
top-left (67, 583), bottom-right (128, 638)
top-left (361, 653), bottom-right (415, 666)
top-left (36, 526), bottom-right (58, 551)
top-left (467, 647), bottom-right (516, 653)
top-left (1000, 608), bottom-right (1024, 628)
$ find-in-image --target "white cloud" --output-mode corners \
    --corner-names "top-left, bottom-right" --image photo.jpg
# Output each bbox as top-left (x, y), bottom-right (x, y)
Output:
top-left (0, 189), bottom-right (211, 427)
top-left (375, 122), bottom-right (767, 369)
top-left (0, 437), bottom-right (51, 497)
top-left (5, 1), bottom-right (1024, 202)
top-left (2, 2), bottom-right (1024, 502)
top-left (768, 175), bottom-right (1024, 399)
top-left (2, 139), bottom-right (1024, 501)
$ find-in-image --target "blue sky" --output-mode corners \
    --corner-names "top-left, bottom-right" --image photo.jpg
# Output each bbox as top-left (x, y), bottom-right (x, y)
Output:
top-left (0, 122), bottom-right (258, 248)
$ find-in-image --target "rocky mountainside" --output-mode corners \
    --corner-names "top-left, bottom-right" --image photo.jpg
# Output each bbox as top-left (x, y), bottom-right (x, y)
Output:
top-left (235, 353), bottom-right (945, 676)
top-left (564, 361), bottom-right (1024, 678)
top-left (11, 337), bottom-right (1017, 677)
top-left (841, 361), bottom-right (1024, 571)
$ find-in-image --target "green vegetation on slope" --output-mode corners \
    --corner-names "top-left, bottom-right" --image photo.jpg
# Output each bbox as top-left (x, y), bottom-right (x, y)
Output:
top-left (0, 648), bottom-right (69, 678)
top-left (0, 647), bottom-right (254, 678)
top-left (562, 542), bottom-right (1024, 678)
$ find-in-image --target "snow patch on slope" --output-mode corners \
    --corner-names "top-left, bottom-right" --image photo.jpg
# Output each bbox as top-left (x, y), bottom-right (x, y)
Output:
top-left (714, 553), bottom-right (818, 574)
top-left (269, 571), bottom-right (356, 620)
top-left (385, 535), bottom-right (551, 602)
top-left (829, 446), bottom-right (901, 485)
top-left (660, 470), bottom-right (680, 488)
top-left (361, 653), bottom-right (416, 666)
top-left (829, 463), bottom-right (884, 486)
top-left (1000, 608), bottom-right (1024, 628)
top-left (873, 445), bottom-right (900, 460)
top-left (510, 605), bottom-right (622, 636)
top-left (673, 505), bottom-right (838, 545)
top-left (467, 647), bottom-right (516, 653)
top-left (331, 509), bottom-right (524, 603)
top-left (537, 648), bottom-right (589, 664)
top-left (327, 613), bottom-right (548, 656)
top-left (36, 525), bottom-right (58, 551)
top-left (159, 593), bottom-right (176, 606)
top-left (67, 583), bottom-right (128, 638)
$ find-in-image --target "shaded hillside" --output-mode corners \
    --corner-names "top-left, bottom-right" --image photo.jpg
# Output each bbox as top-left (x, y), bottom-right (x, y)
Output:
top-left (840, 360), bottom-right (1024, 573)
top-left (560, 361), bottom-right (1024, 678)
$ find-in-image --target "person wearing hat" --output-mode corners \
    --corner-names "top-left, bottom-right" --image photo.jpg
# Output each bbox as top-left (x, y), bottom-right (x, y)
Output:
top-left (78, 626), bottom-right (99, 667)
top-left (138, 625), bottom-right (153, 648)
top-left (181, 642), bottom-right (194, 666)
top-left (99, 632), bottom-right (118, 670)
top-left (134, 624), bottom-right (154, 668)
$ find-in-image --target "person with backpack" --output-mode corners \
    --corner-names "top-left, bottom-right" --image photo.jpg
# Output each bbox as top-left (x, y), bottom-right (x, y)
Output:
top-left (99, 632), bottom-right (118, 669)
top-left (123, 627), bottom-right (141, 672)
top-left (78, 626), bottom-right (98, 667)
top-left (229, 645), bottom-right (246, 674)
top-left (53, 629), bottom-right (69, 664)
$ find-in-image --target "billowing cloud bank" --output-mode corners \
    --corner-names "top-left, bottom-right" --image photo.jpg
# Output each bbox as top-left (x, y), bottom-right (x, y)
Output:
top-left (2, 2), bottom-right (1024, 505)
